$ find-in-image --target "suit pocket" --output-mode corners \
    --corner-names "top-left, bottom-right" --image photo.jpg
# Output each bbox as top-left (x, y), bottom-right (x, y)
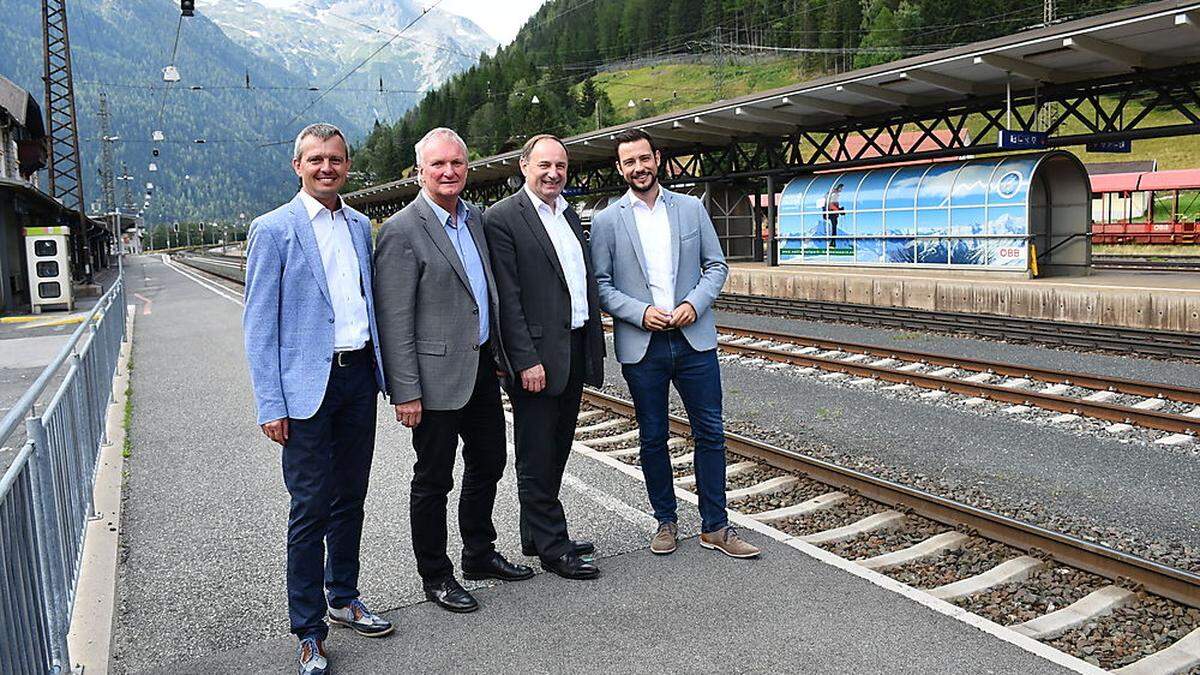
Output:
top-left (415, 340), bottom-right (446, 356)
top-left (528, 324), bottom-right (543, 338)
top-left (680, 229), bottom-right (699, 242)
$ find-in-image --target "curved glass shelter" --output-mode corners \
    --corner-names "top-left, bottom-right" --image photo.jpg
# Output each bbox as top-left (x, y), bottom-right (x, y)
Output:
top-left (777, 151), bottom-right (1090, 274)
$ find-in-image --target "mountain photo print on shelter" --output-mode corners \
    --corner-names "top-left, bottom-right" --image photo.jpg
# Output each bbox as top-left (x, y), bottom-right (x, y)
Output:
top-left (777, 152), bottom-right (1091, 276)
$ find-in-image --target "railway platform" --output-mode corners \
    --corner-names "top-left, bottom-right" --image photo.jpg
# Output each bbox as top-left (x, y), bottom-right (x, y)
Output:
top-left (726, 262), bottom-right (1200, 333)
top-left (109, 254), bottom-right (1089, 673)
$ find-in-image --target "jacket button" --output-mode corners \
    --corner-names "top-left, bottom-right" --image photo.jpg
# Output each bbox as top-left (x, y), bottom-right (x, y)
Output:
top-left (325, 356), bottom-right (332, 362)
top-left (328, 318), bottom-right (335, 323)
top-left (472, 344), bottom-right (479, 351)
top-left (472, 307), bottom-right (478, 315)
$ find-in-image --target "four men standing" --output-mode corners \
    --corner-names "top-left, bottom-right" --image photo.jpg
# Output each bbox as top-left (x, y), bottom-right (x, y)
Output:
top-left (244, 123), bottom-right (756, 675)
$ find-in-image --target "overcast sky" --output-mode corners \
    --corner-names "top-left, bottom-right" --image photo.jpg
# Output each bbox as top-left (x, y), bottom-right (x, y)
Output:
top-left (437, 0), bottom-right (548, 45)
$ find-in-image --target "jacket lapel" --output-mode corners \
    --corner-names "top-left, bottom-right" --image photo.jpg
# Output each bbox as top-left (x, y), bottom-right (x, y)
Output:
top-left (618, 197), bottom-right (650, 281)
top-left (289, 195), bottom-right (332, 308)
top-left (415, 196), bottom-right (473, 296)
top-left (465, 202), bottom-right (498, 307)
top-left (518, 191), bottom-right (567, 287)
top-left (346, 212), bottom-right (371, 291)
top-left (663, 188), bottom-right (682, 281)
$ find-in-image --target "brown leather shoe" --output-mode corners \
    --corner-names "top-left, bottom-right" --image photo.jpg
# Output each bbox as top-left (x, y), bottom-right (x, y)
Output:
top-left (699, 526), bottom-right (761, 558)
top-left (650, 521), bottom-right (677, 555)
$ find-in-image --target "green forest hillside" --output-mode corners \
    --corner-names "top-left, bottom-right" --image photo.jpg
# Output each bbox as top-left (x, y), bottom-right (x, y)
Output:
top-left (350, 0), bottom-right (1165, 188)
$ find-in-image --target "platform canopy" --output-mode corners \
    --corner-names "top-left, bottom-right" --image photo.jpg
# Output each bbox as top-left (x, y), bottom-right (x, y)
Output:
top-left (346, 0), bottom-right (1200, 211)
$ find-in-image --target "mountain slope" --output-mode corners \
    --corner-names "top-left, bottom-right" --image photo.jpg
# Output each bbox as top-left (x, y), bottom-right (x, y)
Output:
top-left (202, 0), bottom-right (497, 131)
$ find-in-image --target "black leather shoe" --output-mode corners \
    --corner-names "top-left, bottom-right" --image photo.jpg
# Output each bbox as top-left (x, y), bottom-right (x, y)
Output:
top-left (540, 552), bottom-right (600, 580)
top-left (423, 579), bottom-right (478, 613)
top-left (522, 539), bottom-right (595, 557)
top-left (462, 552), bottom-right (534, 582)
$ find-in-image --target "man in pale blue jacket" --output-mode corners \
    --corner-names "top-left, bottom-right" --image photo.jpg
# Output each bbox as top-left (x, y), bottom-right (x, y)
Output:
top-left (591, 128), bottom-right (760, 560)
top-left (243, 123), bottom-right (391, 675)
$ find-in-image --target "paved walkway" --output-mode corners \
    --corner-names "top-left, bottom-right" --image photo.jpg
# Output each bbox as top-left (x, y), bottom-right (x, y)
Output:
top-left (114, 253), bottom-right (1073, 674)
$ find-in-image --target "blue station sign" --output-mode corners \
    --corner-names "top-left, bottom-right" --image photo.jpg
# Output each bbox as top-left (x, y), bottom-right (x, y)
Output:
top-left (997, 130), bottom-right (1048, 150)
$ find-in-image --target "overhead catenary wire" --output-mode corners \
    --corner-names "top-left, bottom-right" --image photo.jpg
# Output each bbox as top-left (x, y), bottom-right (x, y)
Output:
top-left (268, 0), bottom-right (444, 145)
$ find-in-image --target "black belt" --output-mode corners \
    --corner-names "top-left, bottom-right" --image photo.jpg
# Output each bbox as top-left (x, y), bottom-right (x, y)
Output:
top-left (333, 342), bottom-right (372, 368)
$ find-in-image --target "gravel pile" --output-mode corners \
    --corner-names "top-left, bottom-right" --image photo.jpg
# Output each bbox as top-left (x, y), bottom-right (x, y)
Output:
top-left (823, 518), bottom-right (950, 560)
top-left (725, 465), bottom-right (787, 490)
top-left (728, 477), bottom-right (832, 513)
top-left (715, 417), bottom-right (1200, 574)
top-left (950, 566), bottom-right (1108, 626)
top-left (885, 537), bottom-right (1016, 589)
top-left (1046, 593), bottom-right (1200, 670)
top-left (772, 496), bottom-right (880, 537)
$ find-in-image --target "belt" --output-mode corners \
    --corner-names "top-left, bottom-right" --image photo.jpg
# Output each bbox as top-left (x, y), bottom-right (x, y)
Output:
top-left (333, 342), bottom-right (372, 368)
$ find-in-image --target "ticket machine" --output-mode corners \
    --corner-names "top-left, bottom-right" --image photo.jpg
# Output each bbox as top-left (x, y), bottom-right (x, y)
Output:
top-left (24, 226), bottom-right (74, 313)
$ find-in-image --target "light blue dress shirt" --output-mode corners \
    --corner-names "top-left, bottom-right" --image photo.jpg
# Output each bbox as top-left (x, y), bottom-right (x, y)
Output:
top-left (421, 191), bottom-right (490, 346)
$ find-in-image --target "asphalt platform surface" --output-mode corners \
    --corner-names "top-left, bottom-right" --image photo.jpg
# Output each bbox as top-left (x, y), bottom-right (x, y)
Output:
top-left (114, 254), bottom-right (1067, 674)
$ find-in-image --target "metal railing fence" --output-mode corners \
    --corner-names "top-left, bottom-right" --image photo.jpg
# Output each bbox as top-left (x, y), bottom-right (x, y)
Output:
top-left (0, 261), bottom-right (127, 674)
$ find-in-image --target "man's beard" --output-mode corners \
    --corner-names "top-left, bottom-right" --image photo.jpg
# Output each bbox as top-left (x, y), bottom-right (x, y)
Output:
top-left (624, 171), bottom-right (658, 194)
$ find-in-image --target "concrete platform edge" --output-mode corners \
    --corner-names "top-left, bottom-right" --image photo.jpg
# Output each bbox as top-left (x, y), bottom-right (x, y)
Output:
top-left (66, 304), bottom-right (136, 674)
top-left (571, 441), bottom-right (1107, 675)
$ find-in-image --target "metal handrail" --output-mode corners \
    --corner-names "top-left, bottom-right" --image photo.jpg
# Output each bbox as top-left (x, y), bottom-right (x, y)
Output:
top-left (0, 258), bottom-right (126, 446)
top-left (0, 256), bottom-right (127, 674)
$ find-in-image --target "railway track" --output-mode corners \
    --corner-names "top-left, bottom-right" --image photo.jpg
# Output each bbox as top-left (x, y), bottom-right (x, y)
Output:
top-left (710, 324), bottom-right (1200, 440)
top-left (176, 252), bottom-right (1198, 439)
top-left (1092, 256), bottom-right (1200, 273)
top-left (571, 388), bottom-right (1200, 674)
top-left (714, 293), bottom-right (1200, 361)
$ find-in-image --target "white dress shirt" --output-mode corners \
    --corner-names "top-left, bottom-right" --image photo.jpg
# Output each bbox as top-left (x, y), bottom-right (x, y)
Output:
top-left (628, 189), bottom-right (675, 311)
top-left (524, 185), bottom-right (589, 329)
top-left (297, 190), bottom-right (370, 351)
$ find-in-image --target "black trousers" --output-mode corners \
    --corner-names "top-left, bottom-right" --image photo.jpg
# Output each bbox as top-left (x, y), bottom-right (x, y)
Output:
top-left (510, 329), bottom-right (585, 561)
top-left (410, 344), bottom-right (507, 584)
top-left (282, 348), bottom-right (377, 641)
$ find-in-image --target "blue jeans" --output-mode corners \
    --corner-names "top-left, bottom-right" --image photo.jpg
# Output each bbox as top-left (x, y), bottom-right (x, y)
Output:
top-left (622, 330), bottom-right (727, 533)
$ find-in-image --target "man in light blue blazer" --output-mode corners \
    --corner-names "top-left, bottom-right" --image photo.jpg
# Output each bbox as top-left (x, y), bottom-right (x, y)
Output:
top-left (243, 123), bottom-right (392, 675)
top-left (591, 128), bottom-right (760, 560)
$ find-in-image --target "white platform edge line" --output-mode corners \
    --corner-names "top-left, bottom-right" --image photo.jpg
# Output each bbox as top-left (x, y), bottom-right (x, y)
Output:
top-left (161, 255), bottom-right (245, 306)
top-left (572, 441), bottom-right (1106, 675)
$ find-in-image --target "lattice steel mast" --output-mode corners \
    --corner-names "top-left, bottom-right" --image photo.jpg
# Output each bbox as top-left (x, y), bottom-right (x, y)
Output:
top-left (42, 0), bottom-right (91, 279)
top-left (97, 92), bottom-right (116, 217)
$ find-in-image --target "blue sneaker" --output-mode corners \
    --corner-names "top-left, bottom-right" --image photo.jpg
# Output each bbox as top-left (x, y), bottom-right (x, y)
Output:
top-left (297, 636), bottom-right (328, 675)
top-left (328, 598), bottom-right (394, 637)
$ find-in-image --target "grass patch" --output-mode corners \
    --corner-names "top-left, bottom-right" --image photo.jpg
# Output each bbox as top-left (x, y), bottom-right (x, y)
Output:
top-left (1093, 244), bottom-right (1200, 257)
top-left (122, 352), bottom-right (133, 459)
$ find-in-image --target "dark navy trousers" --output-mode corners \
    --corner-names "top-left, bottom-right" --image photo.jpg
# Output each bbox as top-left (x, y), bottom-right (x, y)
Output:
top-left (281, 351), bottom-right (377, 641)
top-left (622, 330), bottom-right (728, 533)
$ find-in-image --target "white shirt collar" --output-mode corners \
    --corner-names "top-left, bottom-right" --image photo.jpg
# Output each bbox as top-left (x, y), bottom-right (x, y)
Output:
top-left (297, 189), bottom-right (345, 222)
top-left (625, 187), bottom-right (664, 212)
top-left (524, 183), bottom-right (567, 216)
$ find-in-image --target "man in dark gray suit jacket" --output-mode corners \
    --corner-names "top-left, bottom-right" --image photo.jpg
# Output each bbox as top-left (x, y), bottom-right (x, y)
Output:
top-left (373, 127), bottom-right (533, 614)
top-left (485, 134), bottom-right (605, 580)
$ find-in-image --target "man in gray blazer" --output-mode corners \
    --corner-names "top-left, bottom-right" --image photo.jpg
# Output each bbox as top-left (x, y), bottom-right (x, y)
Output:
top-left (591, 128), bottom-right (760, 559)
top-left (373, 127), bottom-right (533, 615)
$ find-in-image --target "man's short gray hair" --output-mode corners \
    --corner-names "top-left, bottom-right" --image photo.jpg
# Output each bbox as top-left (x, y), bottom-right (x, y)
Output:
top-left (293, 123), bottom-right (350, 161)
top-left (414, 127), bottom-right (468, 167)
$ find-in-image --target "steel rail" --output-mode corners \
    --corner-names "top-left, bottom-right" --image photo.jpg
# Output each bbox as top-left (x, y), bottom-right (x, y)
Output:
top-left (188, 254), bottom-right (1197, 431)
top-left (580, 388), bottom-right (1200, 609)
top-left (715, 324), bottom-right (1200, 405)
top-left (1092, 256), bottom-right (1200, 272)
top-left (715, 337), bottom-right (1200, 435)
top-left (715, 293), bottom-right (1200, 360)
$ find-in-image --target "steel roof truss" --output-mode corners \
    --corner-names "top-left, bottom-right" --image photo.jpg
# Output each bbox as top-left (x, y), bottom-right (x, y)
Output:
top-left (900, 70), bottom-right (983, 96)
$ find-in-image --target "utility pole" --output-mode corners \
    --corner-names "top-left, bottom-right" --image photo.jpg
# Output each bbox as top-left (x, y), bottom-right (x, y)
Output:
top-left (1040, 0), bottom-right (1058, 131)
top-left (42, 0), bottom-right (91, 281)
top-left (97, 92), bottom-right (116, 217)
